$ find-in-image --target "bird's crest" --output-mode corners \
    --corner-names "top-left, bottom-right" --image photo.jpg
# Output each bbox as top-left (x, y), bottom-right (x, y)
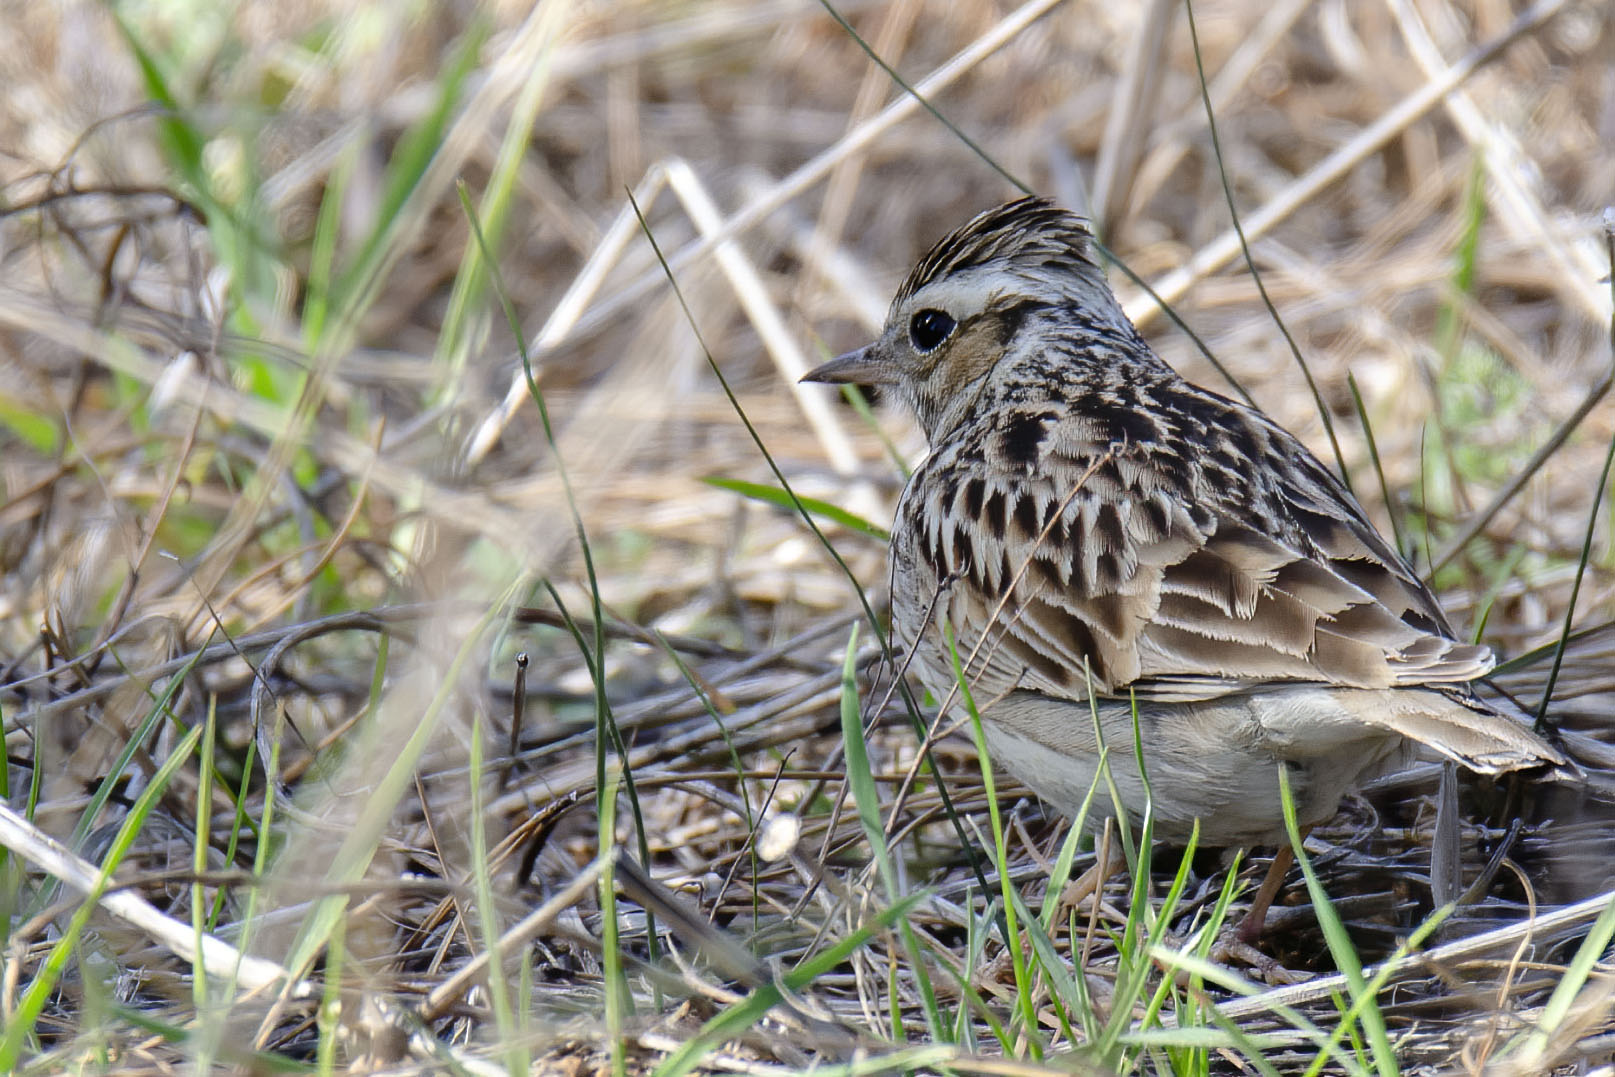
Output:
top-left (894, 196), bottom-right (1105, 309)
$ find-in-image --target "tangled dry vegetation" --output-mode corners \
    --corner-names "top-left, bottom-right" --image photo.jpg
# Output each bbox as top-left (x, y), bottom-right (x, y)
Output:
top-left (1, 1), bottom-right (1613, 1073)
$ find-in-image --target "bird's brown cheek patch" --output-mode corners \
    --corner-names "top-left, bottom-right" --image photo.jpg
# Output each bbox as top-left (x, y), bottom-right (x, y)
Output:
top-left (924, 322), bottom-right (1003, 397)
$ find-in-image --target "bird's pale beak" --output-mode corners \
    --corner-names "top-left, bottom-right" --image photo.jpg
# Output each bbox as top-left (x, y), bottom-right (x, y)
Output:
top-left (800, 344), bottom-right (899, 385)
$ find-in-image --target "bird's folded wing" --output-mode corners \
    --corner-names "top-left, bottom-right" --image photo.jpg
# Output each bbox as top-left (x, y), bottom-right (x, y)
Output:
top-left (899, 414), bottom-right (1495, 706)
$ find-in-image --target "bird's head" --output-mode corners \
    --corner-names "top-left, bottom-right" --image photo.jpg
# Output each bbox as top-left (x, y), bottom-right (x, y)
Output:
top-left (802, 196), bottom-right (1128, 442)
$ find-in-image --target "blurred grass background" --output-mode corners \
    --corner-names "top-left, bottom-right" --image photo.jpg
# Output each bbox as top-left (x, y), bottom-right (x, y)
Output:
top-left (1, 0), bottom-right (1613, 1072)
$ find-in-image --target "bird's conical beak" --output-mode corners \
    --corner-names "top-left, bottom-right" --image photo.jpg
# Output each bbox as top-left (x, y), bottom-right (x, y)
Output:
top-left (800, 344), bottom-right (899, 385)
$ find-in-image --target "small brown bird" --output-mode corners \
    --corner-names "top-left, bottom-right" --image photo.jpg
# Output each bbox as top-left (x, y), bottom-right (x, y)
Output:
top-left (803, 196), bottom-right (1564, 859)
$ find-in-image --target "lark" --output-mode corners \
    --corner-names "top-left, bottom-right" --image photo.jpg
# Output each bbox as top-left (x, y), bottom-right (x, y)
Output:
top-left (803, 197), bottom-right (1564, 903)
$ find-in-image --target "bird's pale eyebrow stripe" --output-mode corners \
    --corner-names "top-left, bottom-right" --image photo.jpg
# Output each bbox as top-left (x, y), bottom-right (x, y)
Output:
top-left (986, 297), bottom-right (1051, 343)
top-left (894, 196), bottom-right (1097, 303)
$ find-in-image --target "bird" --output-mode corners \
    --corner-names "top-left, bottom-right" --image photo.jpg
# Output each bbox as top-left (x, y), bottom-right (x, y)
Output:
top-left (801, 196), bottom-right (1566, 903)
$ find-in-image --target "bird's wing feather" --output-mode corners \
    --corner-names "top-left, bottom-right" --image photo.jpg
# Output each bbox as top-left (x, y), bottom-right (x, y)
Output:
top-left (893, 398), bottom-right (1494, 706)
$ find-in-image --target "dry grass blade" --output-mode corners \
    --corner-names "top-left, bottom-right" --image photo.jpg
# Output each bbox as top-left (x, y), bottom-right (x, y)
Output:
top-left (0, 803), bottom-right (305, 996)
top-left (1089, 0), bottom-right (1176, 231)
top-left (518, 0), bottom-right (1066, 353)
top-left (1385, 0), bottom-right (1611, 323)
top-left (1214, 887), bottom-right (1615, 1019)
top-left (1126, 0), bottom-right (1569, 328)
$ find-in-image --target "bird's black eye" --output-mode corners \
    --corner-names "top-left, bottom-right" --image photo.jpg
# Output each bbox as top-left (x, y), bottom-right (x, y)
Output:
top-left (908, 309), bottom-right (957, 353)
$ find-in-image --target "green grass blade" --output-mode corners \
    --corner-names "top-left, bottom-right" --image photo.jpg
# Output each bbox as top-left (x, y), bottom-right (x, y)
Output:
top-left (703, 475), bottom-right (890, 540)
top-left (1434, 159), bottom-right (1488, 366)
top-left (1003, 881), bottom-right (1079, 1045)
top-left (832, 379), bottom-right (911, 477)
top-left (1530, 235), bottom-right (1615, 729)
top-left (68, 639), bottom-right (213, 854)
top-left (601, 774), bottom-right (627, 1077)
top-left (945, 626), bottom-right (1039, 1057)
top-left (0, 724), bottom-right (203, 1069)
top-left (468, 714), bottom-right (523, 1074)
top-left (1500, 889), bottom-right (1615, 1065)
top-left (1146, 948), bottom-right (1372, 1076)
top-left (1278, 766), bottom-right (1397, 1076)
top-left (316, 910), bottom-right (343, 1077)
top-left (1299, 905), bottom-right (1453, 1077)
top-left (651, 891), bottom-right (930, 1077)
top-left (192, 696), bottom-right (218, 1022)
top-left (1346, 372), bottom-right (1406, 558)
top-left (331, 22), bottom-right (487, 318)
top-left (300, 141), bottom-right (355, 348)
top-left (836, 626), bottom-right (945, 1041)
top-left (435, 7), bottom-right (565, 398)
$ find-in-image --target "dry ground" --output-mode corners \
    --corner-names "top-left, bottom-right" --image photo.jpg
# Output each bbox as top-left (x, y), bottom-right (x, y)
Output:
top-left (1, 1), bottom-right (1613, 1073)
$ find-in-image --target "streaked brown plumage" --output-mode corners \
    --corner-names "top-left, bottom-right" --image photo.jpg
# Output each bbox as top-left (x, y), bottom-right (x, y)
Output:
top-left (804, 196), bottom-right (1564, 845)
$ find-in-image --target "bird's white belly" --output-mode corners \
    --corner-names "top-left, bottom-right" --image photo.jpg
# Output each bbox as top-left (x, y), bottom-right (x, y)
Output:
top-left (974, 686), bottom-right (1417, 846)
